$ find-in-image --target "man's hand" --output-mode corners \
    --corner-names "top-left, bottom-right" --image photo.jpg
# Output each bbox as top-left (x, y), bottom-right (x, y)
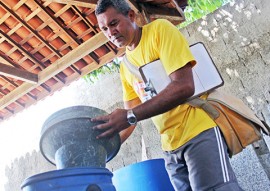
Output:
top-left (91, 109), bottom-right (131, 139)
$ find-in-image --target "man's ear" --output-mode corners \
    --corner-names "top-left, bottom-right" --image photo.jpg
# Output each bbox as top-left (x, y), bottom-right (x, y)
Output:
top-left (127, 9), bottom-right (136, 22)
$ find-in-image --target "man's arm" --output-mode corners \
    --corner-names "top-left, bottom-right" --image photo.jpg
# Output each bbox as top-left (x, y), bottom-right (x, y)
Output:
top-left (133, 62), bottom-right (194, 121)
top-left (120, 97), bottom-right (141, 143)
top-left (92, 63), bottom-right (194, 138)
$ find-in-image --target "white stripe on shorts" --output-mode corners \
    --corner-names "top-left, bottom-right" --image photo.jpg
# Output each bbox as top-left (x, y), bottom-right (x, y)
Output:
top-left (214, 127), bottom-right (230, 183)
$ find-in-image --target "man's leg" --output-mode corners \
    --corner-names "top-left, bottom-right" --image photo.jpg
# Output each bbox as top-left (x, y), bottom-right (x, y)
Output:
top-left (185, 127), bottom-right (243, 191)
top-left (163, 149), bottom-right (192, 191)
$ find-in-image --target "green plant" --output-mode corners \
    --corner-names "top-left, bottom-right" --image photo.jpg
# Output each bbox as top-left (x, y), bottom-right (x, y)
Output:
top-left (83, 57), bottom-right (121, 83)
top-left (179, 0), bottom-right (232, 28)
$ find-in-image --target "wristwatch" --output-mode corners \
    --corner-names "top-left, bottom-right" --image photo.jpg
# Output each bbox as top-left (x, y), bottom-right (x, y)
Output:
top-left (127, 109), bottom-right (137, 126)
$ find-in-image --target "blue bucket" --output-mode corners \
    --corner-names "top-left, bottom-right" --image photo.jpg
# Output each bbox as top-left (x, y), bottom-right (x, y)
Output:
top-left (112, 158), bottom-right (174, 191)
top-left (21, 167), bottom-right (116, 191)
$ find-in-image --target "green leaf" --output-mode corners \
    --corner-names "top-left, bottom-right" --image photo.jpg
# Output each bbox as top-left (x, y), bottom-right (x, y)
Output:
top-left (179, 0), bottom-right (230, 28)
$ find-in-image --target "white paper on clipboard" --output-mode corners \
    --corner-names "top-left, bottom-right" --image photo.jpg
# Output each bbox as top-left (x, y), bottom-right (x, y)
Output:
top-left (139, 42), bottom-right (224, 99)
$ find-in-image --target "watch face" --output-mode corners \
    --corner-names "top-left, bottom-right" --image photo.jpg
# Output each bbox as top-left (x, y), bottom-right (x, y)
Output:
top-left (128, 116), bottom-right (137, 124)
top-left (127, 110), bottom-right (137, 125)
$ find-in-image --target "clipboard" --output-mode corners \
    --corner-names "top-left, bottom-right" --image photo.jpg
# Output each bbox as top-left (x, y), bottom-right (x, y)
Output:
top-left (138, 42), bottom-right (224, 99)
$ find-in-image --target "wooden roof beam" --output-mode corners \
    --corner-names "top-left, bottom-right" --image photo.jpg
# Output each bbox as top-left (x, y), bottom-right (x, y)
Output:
top-left (142, 4), bottom-right (185, 21)
top-left (0, 46), bottom-right (124, 121)
top-left (0, 55), bottom-right (17, 68)
top-left (34, 0), bottom-right (85, 74)
top-left (127, 0), bottom-right (140, 13)
top-left (43, 0), bottom-right (140, 12)
top-left (171, 0), bottom-right (185, 20)
top-left (0, 30), bottom-right (46, 69)
top-left (0, 63), bottom-right (38, 84)
top-left (0, 56), bottom-right (49, 93)
top-left (172, 0), bottom-right (189, 9)
top-left (0, 53), bottom-right (40, 85)
top-left (0, 32), bottom-right (108, 110)
top-left (0, 1), bottom-right (62, 57)
top-left (36, 0), bottom-right (100, 65)
top-left (35, 0), bottom-right (81, 47)
top-left (45, 0), bottom-right (142, 26)
top-left (43, 0), bottom-right (97, 8)
top-left (139, 3), bottom-right (150, 24)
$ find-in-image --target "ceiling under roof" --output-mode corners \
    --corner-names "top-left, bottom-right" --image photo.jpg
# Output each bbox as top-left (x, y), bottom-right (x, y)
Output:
top-left (0, 0), bottom-right (188, 122)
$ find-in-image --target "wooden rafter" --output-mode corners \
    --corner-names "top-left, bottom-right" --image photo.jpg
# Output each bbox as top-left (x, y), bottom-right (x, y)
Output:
top-left (142, 3), bottom-right (185, 22)
top-left (36, 0), bottom-right (100, 65)
top-left (34, 0), bottom-right (85, 74)
top-left (127, 0), bottom-right (140, 13)
top-left (171, 0), bottom-right (185, 20)
top-left (0, 32), bottom-right (108, 111)
top-left (140, 3), bottom-right (151, 24)
top-left (0, 76), bottom-right (35, 102)
top-left (0, 1), bottom-right (61, 57)
top-left (0, 30), bottom-right (46, 69)
top-left (0, 54), bottom-right (18, 68)
top-left (0, 63), bottom-right (38, 84)
top-left (35, 0), bottom-right (81, 47)
top-left (0, 0), bottom-right (189, 121)
top-left (43, 0), bottom-right (141, 13)
top-left (43, 0), bottom-right (97, 8)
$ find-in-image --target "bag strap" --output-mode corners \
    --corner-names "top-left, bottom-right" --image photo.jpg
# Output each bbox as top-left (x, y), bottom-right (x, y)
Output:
top-left (122, 54), bottom-right (220, 118)
top-left (122, 55), bottom-right (142, 80)
top-left (188, 98), bottom-right (220, 119)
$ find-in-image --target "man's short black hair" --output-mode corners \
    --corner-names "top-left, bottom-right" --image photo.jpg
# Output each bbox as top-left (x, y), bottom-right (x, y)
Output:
top-left (95, 0), bottom-right (131, 16)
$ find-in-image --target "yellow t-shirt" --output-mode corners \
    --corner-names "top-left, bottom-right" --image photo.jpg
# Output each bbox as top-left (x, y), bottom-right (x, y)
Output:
top-left (120, 19), bottom-right (216, 151)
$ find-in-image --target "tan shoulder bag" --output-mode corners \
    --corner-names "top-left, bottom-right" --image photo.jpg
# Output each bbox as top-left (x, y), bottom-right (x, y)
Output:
top-left (189, 89), bottom-right (270, 157)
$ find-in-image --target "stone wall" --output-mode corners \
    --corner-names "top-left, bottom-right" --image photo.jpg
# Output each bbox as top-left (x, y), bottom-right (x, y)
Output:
top-left (182, 0), bottom-right (270, 120)
top-left (5, 0), bottom-right (270, 190)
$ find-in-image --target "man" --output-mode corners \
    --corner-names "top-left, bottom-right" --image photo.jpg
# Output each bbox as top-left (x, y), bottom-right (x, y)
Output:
top-left (92, 0), bottom-right (243, 190)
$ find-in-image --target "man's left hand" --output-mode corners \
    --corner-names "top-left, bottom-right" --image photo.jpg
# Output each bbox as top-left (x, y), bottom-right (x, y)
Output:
top-left (91, 109), bottom-right (130, 139)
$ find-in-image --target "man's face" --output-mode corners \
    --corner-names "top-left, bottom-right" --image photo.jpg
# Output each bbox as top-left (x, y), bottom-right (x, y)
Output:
top-left (97, 7), bottom-right (135, 48)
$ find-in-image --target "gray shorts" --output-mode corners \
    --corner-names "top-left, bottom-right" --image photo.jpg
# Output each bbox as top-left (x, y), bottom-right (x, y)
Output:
top-left (163, 127), bottom-right (243, 191)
